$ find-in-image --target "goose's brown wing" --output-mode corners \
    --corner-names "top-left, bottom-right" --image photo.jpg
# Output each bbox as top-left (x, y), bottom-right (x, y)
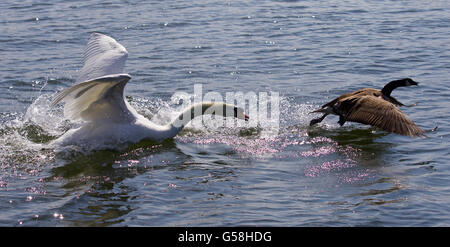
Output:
top-left (321, 88), bottom-right (380, 109)
top-left (340, 95), bottom-right (425, 137)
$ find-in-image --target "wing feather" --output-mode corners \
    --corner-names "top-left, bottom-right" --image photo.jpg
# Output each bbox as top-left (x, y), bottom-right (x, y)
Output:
top-left (341, 96), bottom-right (425, 137)
top-left (51, 74), bottom-right (132, 122)
top-left (51, 33), bottom-right (135, 123)
top-left (76, 32), bottom-right (128, 83)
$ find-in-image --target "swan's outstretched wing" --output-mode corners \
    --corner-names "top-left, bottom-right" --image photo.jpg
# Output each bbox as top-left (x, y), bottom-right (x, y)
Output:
top-left (341, 95), bottom-right (425, 137)
top-left (51, 33), bottom-right (136, 123)
top-left (76, 32), bottom-right (128, 83)
top-left (51, 74), bottom-right (135, 123)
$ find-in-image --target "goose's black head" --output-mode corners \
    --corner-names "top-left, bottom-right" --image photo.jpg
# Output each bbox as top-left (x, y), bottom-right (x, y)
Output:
top-left (381, 78), bottom-right (419, 96)
top-left (398, 78), bottom-right (419, 86)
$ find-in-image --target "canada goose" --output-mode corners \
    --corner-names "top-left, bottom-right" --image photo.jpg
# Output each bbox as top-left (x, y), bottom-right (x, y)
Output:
top-left (309, 78), bottom-right (425, 137)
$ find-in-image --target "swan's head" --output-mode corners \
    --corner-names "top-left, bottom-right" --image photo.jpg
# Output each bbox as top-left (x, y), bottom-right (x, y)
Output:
top-left (232, 105), bottom-right (249, 121)
top-left (204, 103), bottom-right (249, 121)
top-left (173, 102), bottom-right (249, 129)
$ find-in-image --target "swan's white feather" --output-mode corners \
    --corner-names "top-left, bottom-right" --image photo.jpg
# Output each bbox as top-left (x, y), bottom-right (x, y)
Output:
top-left (52, 117), bottom-right (173, 148)
top-left (52, 33), bottom-right (134, 123)
top-left (77, 33), bottom-right (128, 83)
top-left (51, 74), bottom-right (134, 122)
top-left (51, 33), bottom-right (176, 146)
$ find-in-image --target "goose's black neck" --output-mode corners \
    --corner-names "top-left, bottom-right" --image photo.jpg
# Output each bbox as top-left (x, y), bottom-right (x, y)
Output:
top-left (381, 80), bottom-right (402, 96)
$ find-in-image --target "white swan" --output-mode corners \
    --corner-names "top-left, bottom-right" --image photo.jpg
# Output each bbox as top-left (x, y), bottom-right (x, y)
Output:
top-left (51, 33), bottom-right (248, 147)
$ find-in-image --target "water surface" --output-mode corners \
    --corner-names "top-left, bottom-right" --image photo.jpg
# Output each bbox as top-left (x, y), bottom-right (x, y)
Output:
top-left (0, 0), bottom-right (449, 226)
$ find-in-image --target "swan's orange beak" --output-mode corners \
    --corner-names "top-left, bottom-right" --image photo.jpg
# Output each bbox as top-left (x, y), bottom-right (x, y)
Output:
top-left (244, 114), bottom-right (249, 121)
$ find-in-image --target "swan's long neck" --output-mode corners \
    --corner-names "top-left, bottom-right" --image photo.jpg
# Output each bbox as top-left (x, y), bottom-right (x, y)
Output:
top-left (162, 102), bottom-right (233, 140)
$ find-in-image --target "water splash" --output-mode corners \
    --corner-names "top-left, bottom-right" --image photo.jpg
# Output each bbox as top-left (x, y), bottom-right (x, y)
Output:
top-left (1, 91), bottom-right (375, 187)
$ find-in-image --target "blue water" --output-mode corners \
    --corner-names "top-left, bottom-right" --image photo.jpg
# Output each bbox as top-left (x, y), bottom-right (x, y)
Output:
top-left (1, 0), bottom-right (449, 226)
